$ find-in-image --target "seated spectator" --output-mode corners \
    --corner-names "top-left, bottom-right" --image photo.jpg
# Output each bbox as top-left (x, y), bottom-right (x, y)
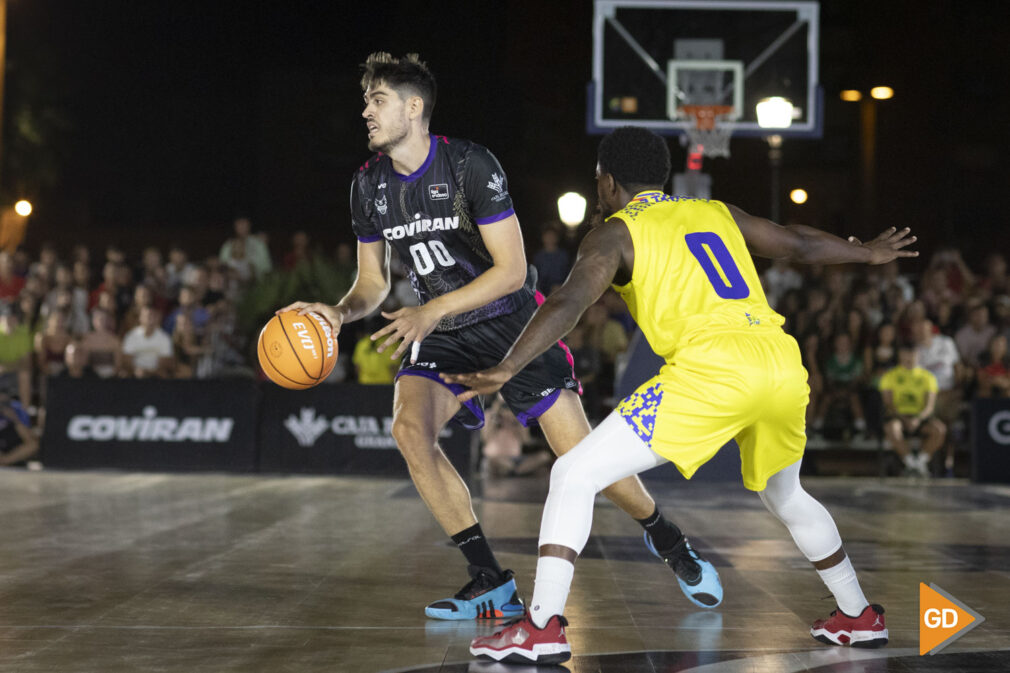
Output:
top-left (88, 261), bottom-right (119, 310)
top-left (0, 310), bottom-right (33, 405)
top-left (42, 266), bottom-right (89, 335)
top-left (845, 308), bottom-right (871, 353)
top-left (282, 231), bottom-right (312, 271)
top-left (352, 329), bottom-right (398, 384)
top-left (122, 307), bottom-right (173, 378)
top-left (71, 244), bottom-right (90, 267)
top-left (16, 291), bottom-right (41, 333)
top-left (171, 312), bottom-right (208, 379)
top-left (221, 236), bottom-right (256, 284)
top-left (583, 301), bottom-right (628, 364)
top-left (121, 284), bottom-right (156, 336)
top-left (977, 334), bottom-right (1010, 398)
top-left (202, 268), bottom-right (233, 314)
top-left (979, 252), bottom-right (1008, 299)
top-left (0, 252), bottom-right (25, 301)
top-left (582, 301), bottom-right (628, 400)
top-left (863, 322), bottom-right (898, 437)
top-left (480, 396), bottom-right (550, 477)
top-left (34, 310), bottom-right (72, 380)
top-left (761, 257), bottom-right (802, 310)
top-left (164, 285), bottom-right (210, 335)
top-left (165, 246), bottom-right (196, 297)
top-left (602, 288), bottom-right (634, 336)
top-left (880, 343), bottom-right (946, 477)
top-left (914, 318), bottom-right (964, 422)
top-left (64, 341), bottom-right (92, 378)
top-left (80, 308), bottom-right (123, 379)
top-left (220, 216), bottom-right (272, 277)
top-left (390, 258), bottom-right (419, 308)
top-left (334, 242), bottom-right (356, 290)
top-left (0, 392), bottom-right (38, 466)
top-left (94, 290), bottom-right (119, 330)
top-left (812, 332), bottom-right (866, 438)
top-left (72, 259), bottom-right (92, 295)
top-left (955, 302), bottom-right (996, 369)
top-left (532, 226), bottom-right (570, 295)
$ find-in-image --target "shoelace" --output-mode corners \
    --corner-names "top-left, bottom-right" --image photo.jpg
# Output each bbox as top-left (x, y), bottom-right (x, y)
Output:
top-left (666, 540), bottom-right (702, 584)
top-left (454, 570), bottom-right (498, 600)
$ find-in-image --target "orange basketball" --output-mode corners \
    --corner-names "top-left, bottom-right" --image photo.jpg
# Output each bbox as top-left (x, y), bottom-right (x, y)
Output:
top-left (258, 311), bottom-right (337, 389)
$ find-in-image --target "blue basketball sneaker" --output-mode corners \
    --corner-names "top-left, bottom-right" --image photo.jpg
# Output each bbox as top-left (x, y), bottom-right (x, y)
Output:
top-left (425, 565), bottom-right (526, 620)
top-left (644, 532), bottom-right (723, 608)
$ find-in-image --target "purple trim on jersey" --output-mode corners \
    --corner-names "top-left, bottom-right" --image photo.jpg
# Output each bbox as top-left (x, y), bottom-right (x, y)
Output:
top-left (475, 207), bottom-right (516, 226)
top-left (516, 388), bottom-right (562, 427)
top-left (534, 290), bottom-right (583, 395)
top-left (395, 369), bottom-right (485, 429)
top-left (357, 234), bottom-right (383, 243)
top-left (395, 134), bottom-right (437, 183)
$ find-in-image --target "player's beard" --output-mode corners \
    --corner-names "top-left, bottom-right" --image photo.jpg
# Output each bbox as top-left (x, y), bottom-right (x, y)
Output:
top-left (368, 118), bottom-right (409, 154)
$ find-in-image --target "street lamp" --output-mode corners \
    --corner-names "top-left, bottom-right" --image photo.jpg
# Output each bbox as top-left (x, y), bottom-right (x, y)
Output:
top-left (790, 189), bottom-right (808, 205)
top-left (557, 192), bottom-right (587, 228)
top-left (756, 97), bottom-right (794, 223)
top-left (14, 199), bottom-right (31, 217)
top-left (842, 86), bottom-right (894, 230)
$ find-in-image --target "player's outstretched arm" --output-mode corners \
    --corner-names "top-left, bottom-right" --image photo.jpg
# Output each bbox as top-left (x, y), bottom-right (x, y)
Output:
top-left (727, 203), bottom-right (918, 265)
top-left (277, 239), bottom-right (390, 335)
top-left (442, 221), bottom-right (628, 402)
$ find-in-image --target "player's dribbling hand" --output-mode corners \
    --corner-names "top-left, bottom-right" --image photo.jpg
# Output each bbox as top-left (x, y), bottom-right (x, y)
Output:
top-left (371, 304), bottom-right (442, 362)
top-left (276, 302), bottom-right (344, 335)
top-left (847, 227), bottom-right (919, 265)
top-left (441, 366), bottom-right (514, 403)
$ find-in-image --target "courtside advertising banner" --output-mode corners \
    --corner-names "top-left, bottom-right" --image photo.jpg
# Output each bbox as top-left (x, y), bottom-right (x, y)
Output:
top-left (971, 398), bottom-right (1010, 484)
top-left (258, 383), bottom-right (473, 477)
top-left (43, 377), bottom-right (260, 471)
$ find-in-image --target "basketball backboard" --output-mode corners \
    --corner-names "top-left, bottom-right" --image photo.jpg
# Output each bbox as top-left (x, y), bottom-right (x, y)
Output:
top-left (589, 0), bottom-right (821, 138)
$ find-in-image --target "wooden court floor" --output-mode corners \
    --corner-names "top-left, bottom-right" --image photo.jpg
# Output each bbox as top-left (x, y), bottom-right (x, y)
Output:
top-left (0, 468), bottom-right (1007, 672)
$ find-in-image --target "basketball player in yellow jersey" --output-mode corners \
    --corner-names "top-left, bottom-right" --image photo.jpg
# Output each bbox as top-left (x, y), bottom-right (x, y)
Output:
top-left (446, 126), bottom-right (918, 664)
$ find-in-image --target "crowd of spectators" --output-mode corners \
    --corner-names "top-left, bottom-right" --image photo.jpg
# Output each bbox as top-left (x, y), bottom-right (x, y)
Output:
top-left (1, 215), bottom-right (1007, 477)
top-left (762, 247), bottom-right (1010, 475)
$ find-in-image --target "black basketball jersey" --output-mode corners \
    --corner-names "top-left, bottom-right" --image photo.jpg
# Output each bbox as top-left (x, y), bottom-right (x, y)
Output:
top-left (350, 134), bottom-right (536, 332)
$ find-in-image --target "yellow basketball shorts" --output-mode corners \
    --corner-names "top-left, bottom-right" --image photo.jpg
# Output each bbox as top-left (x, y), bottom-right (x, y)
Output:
top-left (616, 330), bottom-right (809, 491)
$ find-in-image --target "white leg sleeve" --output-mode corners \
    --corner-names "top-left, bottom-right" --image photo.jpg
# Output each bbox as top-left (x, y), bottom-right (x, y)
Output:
top-left (758, 460), bottom-right (842, 562)
top-left (539, 411), bottom-right (666, 553)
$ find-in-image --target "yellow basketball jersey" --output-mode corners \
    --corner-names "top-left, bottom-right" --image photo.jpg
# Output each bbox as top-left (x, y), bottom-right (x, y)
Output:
top-left (611, 191), bottom-right (784, 361)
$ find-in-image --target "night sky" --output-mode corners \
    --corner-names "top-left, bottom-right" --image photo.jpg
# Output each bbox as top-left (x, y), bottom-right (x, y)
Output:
top-left (3, 0), bottom-right (1008, 265)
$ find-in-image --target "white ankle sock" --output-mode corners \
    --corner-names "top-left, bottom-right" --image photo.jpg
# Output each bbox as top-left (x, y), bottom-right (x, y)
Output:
top-left (529, 556), bottom-right (574, 629)
top-left (816, 556), bottom-right (869, 617)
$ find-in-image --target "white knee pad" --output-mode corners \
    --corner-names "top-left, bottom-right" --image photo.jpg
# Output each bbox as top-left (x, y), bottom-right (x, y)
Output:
top-left (759, 461), bottom-right (841, 562)
top-left (539, 412), bottom-right (666, 554)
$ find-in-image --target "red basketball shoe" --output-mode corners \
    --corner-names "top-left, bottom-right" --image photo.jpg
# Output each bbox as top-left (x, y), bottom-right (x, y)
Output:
top-left (469, 613), bottom-right (571, 664)
top-left (811, 603), bottom-right (888, 648)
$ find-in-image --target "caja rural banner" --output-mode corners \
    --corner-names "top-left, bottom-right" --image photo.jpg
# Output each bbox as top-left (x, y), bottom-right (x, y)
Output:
top-left (43, 377), bottom-right (261, 471)
top-left (258, 383), bottom-right (473, 478)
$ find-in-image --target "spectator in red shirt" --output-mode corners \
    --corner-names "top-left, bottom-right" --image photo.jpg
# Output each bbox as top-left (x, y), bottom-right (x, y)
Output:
top-left (0, 253), bottom-right (26, 302)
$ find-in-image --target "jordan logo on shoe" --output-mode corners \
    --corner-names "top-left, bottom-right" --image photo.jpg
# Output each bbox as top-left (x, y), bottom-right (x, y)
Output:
top-left (873, 615), bottom-right (883, 627)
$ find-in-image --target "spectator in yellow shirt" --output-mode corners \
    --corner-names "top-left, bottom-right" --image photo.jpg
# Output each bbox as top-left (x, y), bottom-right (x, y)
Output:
top-left (352, 331), bottom-right (398, 384)
top-left (879, 343), bottom-right (946, 477)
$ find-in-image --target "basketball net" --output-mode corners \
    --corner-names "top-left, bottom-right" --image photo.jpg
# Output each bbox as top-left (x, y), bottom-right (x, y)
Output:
top-left (679, 104), bottom-right (735, 165)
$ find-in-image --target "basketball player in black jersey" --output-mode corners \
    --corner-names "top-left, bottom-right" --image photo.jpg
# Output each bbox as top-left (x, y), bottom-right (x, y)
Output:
top-left (281, 53), bottom-right (721, 619)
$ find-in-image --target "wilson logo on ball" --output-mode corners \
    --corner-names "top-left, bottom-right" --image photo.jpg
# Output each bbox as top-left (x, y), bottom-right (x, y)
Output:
top-left (258, 311), bottom-right (338, 390)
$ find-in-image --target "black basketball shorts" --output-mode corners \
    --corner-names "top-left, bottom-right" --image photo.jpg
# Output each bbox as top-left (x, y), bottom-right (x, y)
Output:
top-left (396, 297), bottom-right (581, 429)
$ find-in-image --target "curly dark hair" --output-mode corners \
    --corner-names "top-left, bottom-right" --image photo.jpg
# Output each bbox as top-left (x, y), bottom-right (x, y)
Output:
top-left (597, 126), bottom-right (671, 190)
top-left (360, 52), bottom-right (437, 123)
